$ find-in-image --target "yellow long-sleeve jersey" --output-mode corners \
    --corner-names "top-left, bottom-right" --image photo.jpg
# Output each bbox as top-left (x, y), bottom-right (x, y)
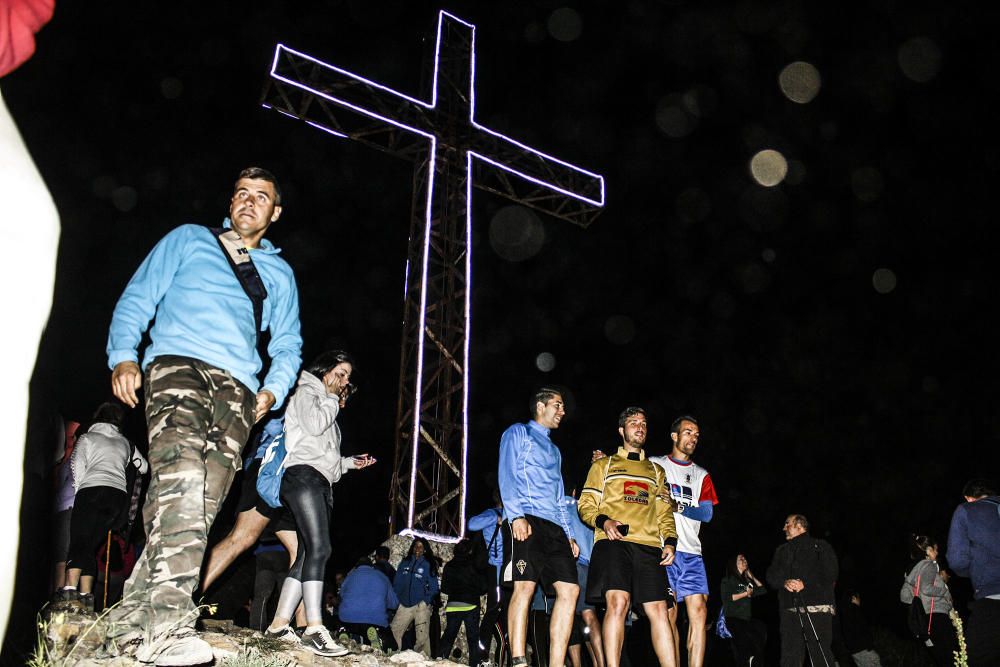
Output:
top-left (577, 447), bottom-right (678, 550)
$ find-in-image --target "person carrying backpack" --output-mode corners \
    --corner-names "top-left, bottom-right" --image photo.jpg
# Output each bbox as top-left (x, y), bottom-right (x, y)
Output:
top-left (261, 350), bottom-right (376, 657)
top-left (56, 401), bottom-right (148, 612)
top-left (438, 538), bottom-right (490, 665)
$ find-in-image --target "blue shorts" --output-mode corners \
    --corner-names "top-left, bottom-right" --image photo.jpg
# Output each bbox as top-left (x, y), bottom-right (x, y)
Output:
top-left (666, 551), bottom-right (709, 601)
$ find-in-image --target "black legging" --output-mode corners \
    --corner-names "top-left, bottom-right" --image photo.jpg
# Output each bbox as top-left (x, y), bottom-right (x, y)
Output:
top-left (250, 548), bottom-right (289, 631)
top-left (727, 616), bottom-right (767, 666)
top-left (67, 486), bottom-right (127, 577)
top-left (279, 465), bottom-right (332, 582)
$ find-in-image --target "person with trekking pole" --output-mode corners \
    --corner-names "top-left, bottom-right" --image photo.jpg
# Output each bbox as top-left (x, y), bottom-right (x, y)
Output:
top-left (766, 514), bottom-right (838, 667)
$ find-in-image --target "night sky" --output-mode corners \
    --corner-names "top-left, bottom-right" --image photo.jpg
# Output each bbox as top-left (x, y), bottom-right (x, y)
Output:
top-left (4, 0), bottom-right (998, 658)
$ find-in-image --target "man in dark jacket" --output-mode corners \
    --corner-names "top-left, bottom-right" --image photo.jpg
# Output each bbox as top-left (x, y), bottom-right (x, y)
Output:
top-left (766, 514), bottom-right (838, 667)
top-left (947, 478), bottom-right (1000, 666)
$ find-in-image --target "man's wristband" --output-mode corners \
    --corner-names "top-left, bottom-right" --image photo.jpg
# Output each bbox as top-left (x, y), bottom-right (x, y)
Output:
top-left (595, 514), bottom-right (611, 529)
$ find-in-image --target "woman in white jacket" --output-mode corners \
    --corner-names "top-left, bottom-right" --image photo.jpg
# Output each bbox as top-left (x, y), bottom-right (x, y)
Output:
top-left (58, 402), bottom-right (148, 610)
top-left (264, 350), bottom-right (375, 656)
top-left (900, 534), bottom-right (957, 666)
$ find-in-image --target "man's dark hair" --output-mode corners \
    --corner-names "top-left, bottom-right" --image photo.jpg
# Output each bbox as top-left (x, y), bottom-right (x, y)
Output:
top-left (374, 546), bottom-right (391, 561)
top-left (909, 534), bottom-right (937, 561)
top-left (453, 537), bottom-right (474, 558)
top-left (670, 415), bottom-right (699, 435)
top-left (962, 478), bottom-right (997, 499)
top-left (236, 166), bottom-right (282, 206)
top-left (618, 407), bottom-right (647, 428)
top-left (92, 401), bottom-right (125, 428)
top-left (305, 350), bottom-right (354, 380)
top-left (790, 514), bottom-right (809, 532)
top-left (530, 386), bottom-right (561, 418)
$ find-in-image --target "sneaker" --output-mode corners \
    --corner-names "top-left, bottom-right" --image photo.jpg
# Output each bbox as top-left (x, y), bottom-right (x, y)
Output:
top-left (301, 626), bottom-right (349, 657)
top-left (366, 626), bottom-right (382, 651)
top-left (136, 633), bottom-right (214, 666)
top-left (79, 593), bottom-right (95, 613)
top-left (263, 625), bottom-right (301, 644)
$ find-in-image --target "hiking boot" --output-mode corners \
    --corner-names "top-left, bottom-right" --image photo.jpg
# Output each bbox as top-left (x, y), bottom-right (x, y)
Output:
top-left (366, 626), bottom-right (382, 651)
top-left (52, 588), bottom-right (79, 605)
top-left (263, 624), bottom-right (301, 644)
top-left (136, 632), bottom-right (214, 666)
top-left (79, 593), bottom-right (95, 613)
top-left (301, 626), bottom-right (349, 657)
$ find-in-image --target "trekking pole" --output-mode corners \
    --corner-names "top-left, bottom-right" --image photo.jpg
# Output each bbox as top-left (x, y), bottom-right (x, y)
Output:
top-left (103, 529), bottom-right (112, 611)
top-left (794, 592), bottom-right (831, 667)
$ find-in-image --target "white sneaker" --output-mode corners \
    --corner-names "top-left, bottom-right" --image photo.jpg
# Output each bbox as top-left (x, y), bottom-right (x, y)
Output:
top-left (302, 626), bottom-right (349, 657)
top-left (263, 625), bottom-right (301, 644)
top-left (136, 633), bottom-right (214, 666)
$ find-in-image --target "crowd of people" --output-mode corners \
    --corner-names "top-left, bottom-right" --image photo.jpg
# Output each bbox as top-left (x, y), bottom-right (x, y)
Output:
top-left (44, 167), bottom-right (1000, 667)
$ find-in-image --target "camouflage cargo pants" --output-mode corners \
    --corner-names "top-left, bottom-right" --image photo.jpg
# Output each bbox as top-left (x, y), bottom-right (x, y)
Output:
top-left (108, 356), bottom-right (254, 636)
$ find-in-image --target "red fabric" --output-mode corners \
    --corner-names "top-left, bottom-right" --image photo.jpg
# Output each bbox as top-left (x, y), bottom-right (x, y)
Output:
top-left (699, 473), bottom-right (719, 505)
top-left (0, 0), bottom-right (54, 77)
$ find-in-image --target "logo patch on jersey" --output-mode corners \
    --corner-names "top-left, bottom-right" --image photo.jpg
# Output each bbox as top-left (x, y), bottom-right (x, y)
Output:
top-left (623, 480), bottom-right (650, 505)
top-left (516, 559), bottom-right (527, 575)
top-left (670, 483), bottom-right (694, 505)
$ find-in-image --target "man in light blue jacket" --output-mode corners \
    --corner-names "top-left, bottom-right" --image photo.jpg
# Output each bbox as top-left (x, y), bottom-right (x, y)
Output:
top-left (105, 167), bottom-right (302, 665)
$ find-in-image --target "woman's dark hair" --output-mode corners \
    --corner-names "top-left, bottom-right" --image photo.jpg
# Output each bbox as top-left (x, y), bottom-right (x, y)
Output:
top-left (725, 554), bottom-right (750, 582)
top-left (405, 537), bottom-right (438, 576)
top-left (305, 350), bottom-right (354, 380)
top-left (92, 401), bottom-right (125, 428)
top-left (909, 534), bottom-right (936, 561)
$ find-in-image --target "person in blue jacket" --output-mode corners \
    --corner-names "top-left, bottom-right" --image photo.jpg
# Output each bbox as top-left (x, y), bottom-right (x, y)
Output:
top-left (498, 387), bottom-right (580, 667)
top-left (391, 537), bottom-right (440, 655)
top-left (105, 167), bottom-right (303, 666)
top-left (339, 557), bottom-right (399, 650)
top-left (469, 494), bottom-right (505, 655)
top-left (946, 478), bottom-right (1000, 666)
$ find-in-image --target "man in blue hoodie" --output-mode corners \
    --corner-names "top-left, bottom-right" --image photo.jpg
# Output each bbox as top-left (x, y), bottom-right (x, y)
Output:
top-left (105, 167), bottom-right (302, 665)
top-left (498, 387), bottom-right (580, 667)
top-left (947, 478), bottom-right (1000, 667)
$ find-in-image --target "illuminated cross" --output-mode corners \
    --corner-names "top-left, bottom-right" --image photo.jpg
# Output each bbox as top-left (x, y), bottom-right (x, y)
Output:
top-left (262, 10), bottom-right (604, 542)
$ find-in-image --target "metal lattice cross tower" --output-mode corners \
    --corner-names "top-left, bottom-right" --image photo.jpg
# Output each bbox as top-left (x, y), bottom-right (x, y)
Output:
top-left (262, 10), bottom-right (604, 542)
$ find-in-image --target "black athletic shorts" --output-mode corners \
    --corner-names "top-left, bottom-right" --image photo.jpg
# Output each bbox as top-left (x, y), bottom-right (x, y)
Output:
top-left (586, 539), bottom-right (670, 606)
top-left (501, 514), bottom-right (577, 593)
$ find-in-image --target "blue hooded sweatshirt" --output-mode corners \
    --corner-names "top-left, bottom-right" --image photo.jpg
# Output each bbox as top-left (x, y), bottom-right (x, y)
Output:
top-left (107, 221), bottom-right (302, 407)
top-left (339, 565), bottom-right (398, 626)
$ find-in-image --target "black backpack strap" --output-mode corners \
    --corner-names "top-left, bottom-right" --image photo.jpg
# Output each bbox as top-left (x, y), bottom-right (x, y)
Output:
top-left (487, 508), bottom-right (502, 551)
top-left (210, 227), bottom-right (268, 335)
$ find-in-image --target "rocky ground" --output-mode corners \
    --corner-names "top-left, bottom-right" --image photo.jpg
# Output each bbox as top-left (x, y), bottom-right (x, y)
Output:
top-left (38, 610), bottom-right (467, 666)
top-left (34, 535), bottom-right (472, 667)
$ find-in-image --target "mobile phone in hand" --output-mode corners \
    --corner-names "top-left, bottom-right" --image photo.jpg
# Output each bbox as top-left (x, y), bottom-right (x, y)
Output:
top-left (618, 524), bottom-right (629, 536)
